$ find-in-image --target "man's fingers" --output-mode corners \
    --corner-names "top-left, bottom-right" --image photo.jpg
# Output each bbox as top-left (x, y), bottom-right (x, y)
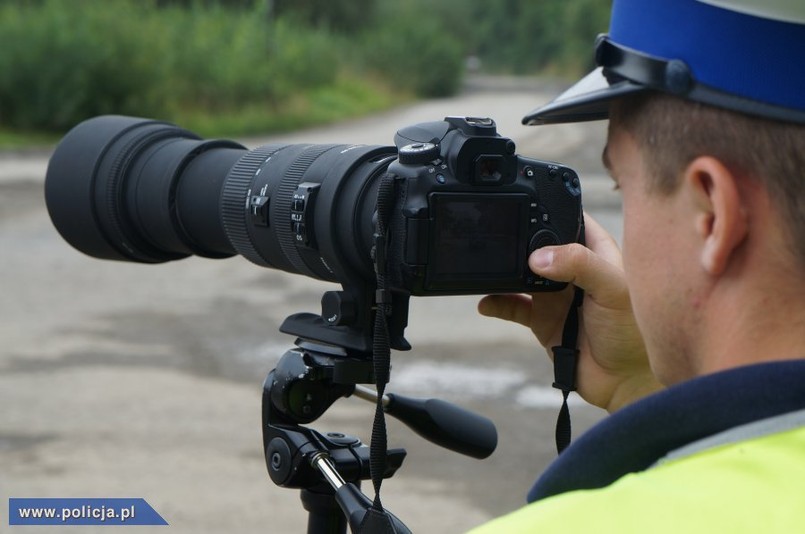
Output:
top-left (583, 212), bottom-right (623, 267)
top-left (529, 242), bottom-right (627, 304)
top-left (477, 294), bottom-right (534, 328)
top-left (479, 213), bottom-right (627, 330)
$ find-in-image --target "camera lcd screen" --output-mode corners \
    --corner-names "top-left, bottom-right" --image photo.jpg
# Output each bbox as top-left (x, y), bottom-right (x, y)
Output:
top-left (428, 194), bottom-right (526, 285)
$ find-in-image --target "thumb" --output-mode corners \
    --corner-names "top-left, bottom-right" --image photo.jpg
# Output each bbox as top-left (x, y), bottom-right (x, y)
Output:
top-left (529, 244), bottom-right (627, 305)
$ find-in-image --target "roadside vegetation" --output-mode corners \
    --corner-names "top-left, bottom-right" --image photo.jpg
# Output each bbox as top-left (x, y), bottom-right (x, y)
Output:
top-left (0, 0), bottom-right (610, 144)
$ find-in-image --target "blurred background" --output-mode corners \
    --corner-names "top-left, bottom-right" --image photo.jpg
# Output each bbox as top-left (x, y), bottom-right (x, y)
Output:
top-left (0, 1), bottom-right (618, 532)
top-left (0, 0), bottom-right (610, 142)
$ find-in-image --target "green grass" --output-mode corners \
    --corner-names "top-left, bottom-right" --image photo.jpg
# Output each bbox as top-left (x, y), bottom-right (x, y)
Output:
top-left (0, 83), bottom-right (409, 149)
top-left (0, 73), bottom-right (409, 149)
top-left (173, 76), bottom-right (412, 139)
top-left (0, 129), bottom-right (61, 150)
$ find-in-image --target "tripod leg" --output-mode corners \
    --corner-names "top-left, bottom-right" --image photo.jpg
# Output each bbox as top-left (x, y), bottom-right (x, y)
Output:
top-left (301, 488), bottom-right (347, 534)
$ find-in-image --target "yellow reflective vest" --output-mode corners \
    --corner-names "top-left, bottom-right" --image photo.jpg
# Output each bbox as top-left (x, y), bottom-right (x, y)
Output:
top-left (470, 417), bottom-right (805, 533)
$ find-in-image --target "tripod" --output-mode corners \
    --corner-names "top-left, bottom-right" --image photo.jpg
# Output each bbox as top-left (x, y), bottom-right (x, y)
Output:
top-left (261, 289), bottom-right (498, 533)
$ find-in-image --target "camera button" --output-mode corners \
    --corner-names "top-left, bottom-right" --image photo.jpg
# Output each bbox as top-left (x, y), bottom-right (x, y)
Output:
top-left (249, 195), bottom-right (270, 227)
top-left (529, 230), bottom-right (560, 253)
top-left (562, 171), bottom-right (582, 196)
top-left (398, 142), bottom-right (440, 165)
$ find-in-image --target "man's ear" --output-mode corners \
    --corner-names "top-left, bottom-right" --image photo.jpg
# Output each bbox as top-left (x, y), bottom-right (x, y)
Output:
top-left (686, 156), bottom-right (749, 276)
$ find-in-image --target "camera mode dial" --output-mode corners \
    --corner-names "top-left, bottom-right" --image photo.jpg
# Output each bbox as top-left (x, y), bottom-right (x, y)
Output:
top-left (398, 142), bottom-right (440, 165)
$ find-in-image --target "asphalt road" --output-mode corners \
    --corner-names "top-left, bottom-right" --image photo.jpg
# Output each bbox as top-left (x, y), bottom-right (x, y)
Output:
top-left (0, 79), bottom-right (622, 533)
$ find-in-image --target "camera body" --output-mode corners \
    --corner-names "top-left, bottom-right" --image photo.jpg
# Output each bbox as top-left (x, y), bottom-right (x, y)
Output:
top-left (386, 117), bottom-right (583, 295)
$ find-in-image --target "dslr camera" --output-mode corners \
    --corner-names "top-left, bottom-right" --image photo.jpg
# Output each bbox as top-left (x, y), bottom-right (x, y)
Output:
top-left (46, 115), bottom-right (582, 301)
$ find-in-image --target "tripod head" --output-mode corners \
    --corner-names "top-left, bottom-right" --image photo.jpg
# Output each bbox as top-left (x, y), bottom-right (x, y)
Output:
top-left (262, 289), bottom-right (498, 533)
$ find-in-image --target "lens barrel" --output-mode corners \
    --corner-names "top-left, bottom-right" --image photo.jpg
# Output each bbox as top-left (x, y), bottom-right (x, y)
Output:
top-left (45, 116), bottom-right (396, 284)
top-left (218, 142), bottom-right (397, 282)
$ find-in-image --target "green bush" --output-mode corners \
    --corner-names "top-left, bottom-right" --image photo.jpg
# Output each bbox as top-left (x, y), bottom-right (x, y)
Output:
top-left (0, 0), bottom-right (364, 133)
top-left (359, 12), bottom-right (464, 98)
top-left (0, 0), bottom-right (171, 130)
top-left (375, 0), bottom-right (611, 76)
top-left (160, 6), bottom-right (337, 107)
top-left (0, 0), bottom-right (609, 137)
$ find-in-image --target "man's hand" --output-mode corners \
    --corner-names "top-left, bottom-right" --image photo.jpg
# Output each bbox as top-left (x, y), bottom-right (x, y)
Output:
top-left (478, 213), bottom-right (662, 412)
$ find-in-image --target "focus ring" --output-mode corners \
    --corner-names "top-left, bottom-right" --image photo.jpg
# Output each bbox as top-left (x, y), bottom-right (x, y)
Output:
top-left (275, 144), bottom-right (340, 279)
top-left (221, 145), bottom-right (286, 267)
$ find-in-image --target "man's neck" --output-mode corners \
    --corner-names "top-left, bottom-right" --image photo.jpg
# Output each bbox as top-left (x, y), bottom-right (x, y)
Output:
top-left (697, 266), bottom-right (805, 376)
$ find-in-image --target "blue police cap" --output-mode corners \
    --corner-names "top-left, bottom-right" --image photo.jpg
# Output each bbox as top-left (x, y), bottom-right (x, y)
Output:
top-left (523, 0), bottom-right (805, 125)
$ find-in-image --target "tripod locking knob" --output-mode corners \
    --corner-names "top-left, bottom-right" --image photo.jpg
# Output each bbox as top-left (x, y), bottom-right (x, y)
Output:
top-left (321, 291), bottom-right (357, 326)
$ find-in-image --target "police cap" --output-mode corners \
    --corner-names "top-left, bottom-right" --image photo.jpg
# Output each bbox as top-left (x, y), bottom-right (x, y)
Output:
top-left (523, 0), bottom-right (805, 125)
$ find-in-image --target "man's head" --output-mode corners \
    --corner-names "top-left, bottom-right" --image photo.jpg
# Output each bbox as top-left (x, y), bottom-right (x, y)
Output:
top-left (524, 0), bottom-right (805, 383)
top-left (609, 93), bottom-right (805, 268)
top-left (602, 95), bottom-right (804, 383)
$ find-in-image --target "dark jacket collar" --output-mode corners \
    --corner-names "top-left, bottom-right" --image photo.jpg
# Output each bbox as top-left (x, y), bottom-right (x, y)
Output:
top-left (528, 360), bottom-right (805, 502)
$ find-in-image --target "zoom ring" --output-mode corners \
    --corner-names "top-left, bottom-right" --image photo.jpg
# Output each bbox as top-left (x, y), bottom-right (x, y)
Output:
top-left (221, 145), bottom-right (285, 267)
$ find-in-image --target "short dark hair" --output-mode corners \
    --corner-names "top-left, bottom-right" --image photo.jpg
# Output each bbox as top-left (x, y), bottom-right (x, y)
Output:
top-left (610, 92), bottom-right (805, 266)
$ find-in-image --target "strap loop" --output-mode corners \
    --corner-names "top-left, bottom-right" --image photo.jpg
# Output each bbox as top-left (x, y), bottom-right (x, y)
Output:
top-left (551, 285), bottom-right (584, 454)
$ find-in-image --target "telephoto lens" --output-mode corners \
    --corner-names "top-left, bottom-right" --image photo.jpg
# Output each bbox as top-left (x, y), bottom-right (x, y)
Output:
top-left (45, 116), bottom-right (398, 283)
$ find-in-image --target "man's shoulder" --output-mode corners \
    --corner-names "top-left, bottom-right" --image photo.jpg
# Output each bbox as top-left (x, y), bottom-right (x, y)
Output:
top-left (470, 423), bottom-right (805, 533)
top-left (529, 360), bottom-right (805, 502)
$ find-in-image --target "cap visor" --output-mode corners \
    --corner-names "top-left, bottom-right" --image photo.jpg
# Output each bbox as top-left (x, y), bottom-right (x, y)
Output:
top-left (522, 67), bottom-right (646, 125)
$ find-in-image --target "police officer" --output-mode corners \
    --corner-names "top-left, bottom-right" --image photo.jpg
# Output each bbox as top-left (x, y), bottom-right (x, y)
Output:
top-left (474, 0), bottom-right (805, 531)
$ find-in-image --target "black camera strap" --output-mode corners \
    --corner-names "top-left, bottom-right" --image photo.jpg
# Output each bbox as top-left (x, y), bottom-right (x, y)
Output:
top-left (550, 213), bottom-right (585, 455)
top-left (551, 286), bottom-right (583, 454)
top-left (368, 173), bottom-right (397, 516)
